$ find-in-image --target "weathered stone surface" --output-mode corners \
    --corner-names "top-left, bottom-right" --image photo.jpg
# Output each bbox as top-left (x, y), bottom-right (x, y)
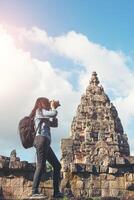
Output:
top-left (107, 174), bottom-right (116, 180)
top-left (61, 72), bottom-right (134, 198)
top-left (75, 180), bottom-right (83, 189)
top-left (101, 180), bottom-right (109, 189)
top-left (116, 157), bottom-right (125, 165)
top-left (101, 188), bottom-right (110, 197)
top-left (86, 164), bottom-right (93, 173)
top-left (118, 177), bottom-right (125, 189)
top-left (0, 149), bottom-right (55, 199)
top-left (70, 163), bottom-right (77, 173)
top-left (109, 188), bottom-right (120, 197)
top-left (109, 167), bottom-right (118, 174)
top-left (100, 165), bottom-right (108, 173)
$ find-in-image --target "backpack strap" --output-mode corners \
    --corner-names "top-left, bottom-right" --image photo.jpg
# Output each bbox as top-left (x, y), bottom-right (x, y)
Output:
top-left (35, 119), bottom-right (44, 135)
top-left (37, 118), bottom-right (50, 134)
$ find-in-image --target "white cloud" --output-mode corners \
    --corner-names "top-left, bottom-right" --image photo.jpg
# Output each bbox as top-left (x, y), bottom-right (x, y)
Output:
top-left (20, 27), bottom-right (134, 96)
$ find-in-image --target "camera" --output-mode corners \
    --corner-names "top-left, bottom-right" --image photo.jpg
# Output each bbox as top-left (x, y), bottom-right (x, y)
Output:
top-left (54, 100), bottom-right (61, 108)
top-left (50, 100), bottom-right (61, 108)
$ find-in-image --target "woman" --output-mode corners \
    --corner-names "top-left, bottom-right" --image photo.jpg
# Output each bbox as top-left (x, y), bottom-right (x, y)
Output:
top-left (30, 97), bottom-right (63, 198)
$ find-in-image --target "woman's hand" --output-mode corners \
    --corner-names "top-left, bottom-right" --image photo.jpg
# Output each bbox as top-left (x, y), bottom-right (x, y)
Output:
top-left (50, 100), bottom-right (56, 110)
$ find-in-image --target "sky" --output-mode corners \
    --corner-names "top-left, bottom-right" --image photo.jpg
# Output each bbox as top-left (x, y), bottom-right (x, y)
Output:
top-left (0, 0), bottom-right (134, 162)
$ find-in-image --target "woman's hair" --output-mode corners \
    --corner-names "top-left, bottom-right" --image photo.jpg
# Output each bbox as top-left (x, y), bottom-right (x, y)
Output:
top-left (29, 97), bottom-right (50, 118)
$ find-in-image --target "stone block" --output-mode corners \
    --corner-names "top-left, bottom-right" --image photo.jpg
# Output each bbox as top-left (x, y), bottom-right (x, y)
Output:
top-left (10, 177), bottom-right (24, 188)
top-left (86, 164), bottom-right (93, 172)
top-left (84, 179), bottom-right (91, 189)
top-left (109, 189), bottom-right (120, 197)
top-left (109, 167), bottom-right (118, 174)
top-left (27, 181), bottom-right (32, 187)
top-left (101, 188), bottom-right (110, 197)
top-left (60, 139), bottom-right (73, 151)
top-left (2, 186), bottom-right (13, 199)
top-left (109, 181), bottom-right (119, 189)
top-left (87, 180), bottom-right (95, 190)
top-left (60, 178), bottom-right (69, 189)
top-left (118, 177), bottom-right (125, 189)
top-left (116, 157), bottom-right (125, 165)
top-left (126, 173), bottom-right (134, 182)
top-left (101, 180), bottom-right (109, 189)
top-left (92, 179), bottom-right (101, 189)
top-left (73, 189), bottom-right (81, 197)
top-left (107, 174), bottom-right (116, 180)
top-left (100, 174), bottom-right (107, 180)
top-left (70, 163), bottom-right (77, 173)
top-left (107, 137), bottom-right (113, 142)
top-left (62, 163), bottom-right (69, 172)
top-left (62, 172), bottom-right (69, 179)
top-left (75, 180), bottom-right (83, 189)
top-left (100, 165), bottom-right (108, 173)
top-left (44, 180), bottom-right (53, 188)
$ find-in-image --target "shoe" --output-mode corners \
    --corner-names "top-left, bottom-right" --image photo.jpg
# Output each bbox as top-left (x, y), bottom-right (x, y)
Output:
top-left (30, 192), bottom-right (46, 198)
top-left (53, 191), bottom-right (64, 198)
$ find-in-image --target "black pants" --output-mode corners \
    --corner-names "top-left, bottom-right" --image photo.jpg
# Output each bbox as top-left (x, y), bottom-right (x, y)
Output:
top-left (32, 135), bottom-right (61, 194)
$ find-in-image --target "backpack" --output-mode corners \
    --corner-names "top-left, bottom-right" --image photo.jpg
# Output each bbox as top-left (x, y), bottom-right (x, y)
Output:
top-left (18, 116), bottom-right (40, 149)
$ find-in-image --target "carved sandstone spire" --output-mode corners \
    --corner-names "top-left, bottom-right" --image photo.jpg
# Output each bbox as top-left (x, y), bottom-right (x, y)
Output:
top-left (61, 72), bottom-right (133, 199)
top-left (70, 72), bottom-right (129, 166)
top-left (71, 72), bottom-right (129, 159)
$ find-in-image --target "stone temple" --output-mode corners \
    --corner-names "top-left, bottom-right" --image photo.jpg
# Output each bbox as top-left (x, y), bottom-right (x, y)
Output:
top-left (61, 72), bottom-right (134, 199)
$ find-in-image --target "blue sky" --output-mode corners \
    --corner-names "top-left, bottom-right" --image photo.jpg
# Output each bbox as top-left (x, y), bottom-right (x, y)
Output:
top-left (0, 0), bottom-right (134, 53)
top-left (0, 0), bottom-right (134, 161)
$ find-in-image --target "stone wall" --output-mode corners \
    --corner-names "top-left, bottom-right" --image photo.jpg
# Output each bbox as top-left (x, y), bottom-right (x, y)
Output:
top-left (61, 155), bottom-right (134, 199)
top-left (0, 153), bottom-right (53, 199)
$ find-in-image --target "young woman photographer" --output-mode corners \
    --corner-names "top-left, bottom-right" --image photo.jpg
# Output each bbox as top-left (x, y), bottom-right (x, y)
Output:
top-left (30, 97), bottom-right (63, 198)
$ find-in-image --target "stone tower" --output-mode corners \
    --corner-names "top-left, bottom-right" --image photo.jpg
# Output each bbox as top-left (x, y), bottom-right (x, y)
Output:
top-left (61, 72), bottom-right (134, 199)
